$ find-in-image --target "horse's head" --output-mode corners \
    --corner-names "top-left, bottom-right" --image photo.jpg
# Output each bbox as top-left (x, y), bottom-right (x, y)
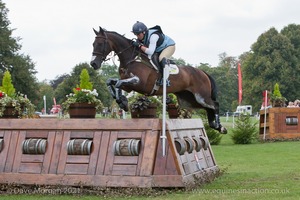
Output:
top-left (90, 27), bottom-right (112, 70)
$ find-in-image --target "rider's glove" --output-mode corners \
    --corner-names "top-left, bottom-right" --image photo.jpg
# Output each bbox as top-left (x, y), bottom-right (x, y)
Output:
top-left (132, 41), bottom-right (142, 48)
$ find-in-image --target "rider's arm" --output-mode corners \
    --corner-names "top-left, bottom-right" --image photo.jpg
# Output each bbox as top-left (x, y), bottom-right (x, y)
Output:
top-left (140, 34), bottom-right (159, 56)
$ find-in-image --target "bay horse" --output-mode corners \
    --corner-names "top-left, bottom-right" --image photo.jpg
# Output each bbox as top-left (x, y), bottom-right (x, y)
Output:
top-left (90, 27), bottom-right (227, 134)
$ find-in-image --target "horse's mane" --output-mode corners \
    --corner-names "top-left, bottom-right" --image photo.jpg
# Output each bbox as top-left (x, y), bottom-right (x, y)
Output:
top-left (103, 28), bottom-right (150, 62)
top-left (103, 29), bottom-right (132, 43)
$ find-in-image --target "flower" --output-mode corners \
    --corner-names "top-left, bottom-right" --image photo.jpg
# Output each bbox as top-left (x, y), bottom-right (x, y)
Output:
top-left (62, 88), bottom-right (104, 113)
top-left (0, 91), bottom-right (35, 118)
top-left (128, 93), bottom-right (162, 113)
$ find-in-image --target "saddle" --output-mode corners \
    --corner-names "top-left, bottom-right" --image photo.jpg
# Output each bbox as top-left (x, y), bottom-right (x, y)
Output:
top-left (150, 53), bottom-right (176, 71)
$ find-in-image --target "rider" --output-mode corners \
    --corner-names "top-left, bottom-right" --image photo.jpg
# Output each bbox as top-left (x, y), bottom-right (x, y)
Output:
top-left (131, 21), bottom-right (175, 85)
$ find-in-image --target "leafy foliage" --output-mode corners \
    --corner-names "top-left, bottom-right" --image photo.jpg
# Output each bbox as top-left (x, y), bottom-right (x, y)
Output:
top-left (272, 82), bottom-right (282, 98)
top-left (0, 70), bottom-right (35, 117)
top-left (62, 68), bottom-right (104, 113)
top-left (231, 114), bottom-right (258, 144)
top-left (0, 70), bottom-right (15, 96)
top-left (204, 124), bottom-right (222, 145)
top-left (129, 93), bottom-right (162, 113)
top-left (79, 69), bottom-right (93, 90)
top-left (242, 25), bottom-right (300, 111)
top-left (54, 63), bottom-right (112, 107)
top-left (270, 83), bottom-right (286, 107)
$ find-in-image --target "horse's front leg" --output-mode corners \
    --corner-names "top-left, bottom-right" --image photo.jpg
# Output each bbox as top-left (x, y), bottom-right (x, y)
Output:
top-left (115, 75), bottom-right (139, 88)
top-left (106, 78), bottom-right (128, 111)
top-left (106, 78), bottom-right (118, 99)
top-left (106, 76), bottom-right (140, 112)
top-left (114, 76), bottom-right (140, 112)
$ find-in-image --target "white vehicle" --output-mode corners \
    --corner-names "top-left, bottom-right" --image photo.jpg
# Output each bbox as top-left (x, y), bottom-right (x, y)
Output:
top-left (234, 105), bottom-right (252, 116)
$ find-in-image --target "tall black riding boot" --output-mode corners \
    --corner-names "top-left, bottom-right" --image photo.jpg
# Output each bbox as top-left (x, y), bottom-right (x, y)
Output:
top-left (156, 57), bottom-right (169, 86)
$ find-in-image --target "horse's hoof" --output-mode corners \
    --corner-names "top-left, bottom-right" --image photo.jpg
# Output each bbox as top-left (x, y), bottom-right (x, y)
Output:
top-left (220, 126), bottom-right (227, 134)
top-left (118, 95), bottom-right (129, 112)
top-left (119, 102), bottom-right (128, 112)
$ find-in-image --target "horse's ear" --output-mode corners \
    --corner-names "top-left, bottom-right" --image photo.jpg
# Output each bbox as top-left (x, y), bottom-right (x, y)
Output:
top-left (93, 28), bottom-right (99, 35)
top-left (99, 26), bottom-right (105, 34)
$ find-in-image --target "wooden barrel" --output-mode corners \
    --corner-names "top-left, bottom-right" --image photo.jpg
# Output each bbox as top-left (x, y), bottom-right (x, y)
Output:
top-left (174, 138), bottom-right (186, 155)
top-left (67, 139), bottom-right (93, 155)
top-left (0, 138), bottom-right (3, 152)
top-left (286, 117), bottom-right (298, 125)
top-left (22, 138), bottom-right (47, 154)
top-left (192, 136), bottom-right (202, 152)
top-left (200, 136), bottom-right (209, 150)
top-left (184, 137), bottom-right (195, 153)
top-left (114, 139), bottom-right (141, 156)
top-left (68, 103), bottom-right (96, 118)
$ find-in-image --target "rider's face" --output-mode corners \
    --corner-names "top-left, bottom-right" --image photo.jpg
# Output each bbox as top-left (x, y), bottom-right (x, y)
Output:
top-left (135, 32), bottom-right (145, 40)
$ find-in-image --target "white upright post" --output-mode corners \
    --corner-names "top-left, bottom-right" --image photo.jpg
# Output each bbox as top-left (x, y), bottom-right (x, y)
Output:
top-left (43, 95), bottom-right (46, 115)
top-left (161, 64), bottom-right (170, 157)
top-left (122, 90), bottom-right (126, 119)
top-left (263, 90), bottom-right (268, 141)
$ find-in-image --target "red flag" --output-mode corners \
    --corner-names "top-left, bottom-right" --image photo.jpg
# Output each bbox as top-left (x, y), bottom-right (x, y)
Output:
top-left (261, 90), bottom-right (270, 108)
top-left (238, 62), bottom-right (242, 105)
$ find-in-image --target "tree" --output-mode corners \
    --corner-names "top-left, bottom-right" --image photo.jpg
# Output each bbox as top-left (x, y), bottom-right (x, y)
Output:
top-left (197, 53), bottom-right (238, 114)
top-left (242, 26), bottom-right (299, 111)
top-left (0, 1), bottom-right (39, 105)
top-left (0, 70), bottom-right (15, 96)
top-left (0, 1), bottom-right (20, 70)
top-left (79, 69), bottom-right (93, 90)
top-left (49, 74), bottom-right (69, 89)
top-left (231, 114), bottom-right (258, 144)
top-left (99, 63), bottom-right (119, 81)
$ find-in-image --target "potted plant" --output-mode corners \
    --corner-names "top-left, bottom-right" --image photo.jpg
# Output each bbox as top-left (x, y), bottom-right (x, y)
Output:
top-left (166, 93), bottom-right (192, 119)
top-left (129, 93), bottom-right (162, 118)
top-left (270, 83), bottom-right (286, 107)
top-left (0, 70), bottom-right (35, 118)
top-left (62, 69), bottom-right (104, 118)
top-left (166, 93), bottom-right (180, 118)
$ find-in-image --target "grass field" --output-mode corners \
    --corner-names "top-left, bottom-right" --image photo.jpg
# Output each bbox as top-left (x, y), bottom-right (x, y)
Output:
top-left (1, 117), bottom-right (300, 200)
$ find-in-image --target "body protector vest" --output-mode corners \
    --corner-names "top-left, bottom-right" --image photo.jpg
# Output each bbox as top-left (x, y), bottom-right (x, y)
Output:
top-left (141, 25), bottom-right (175, 53)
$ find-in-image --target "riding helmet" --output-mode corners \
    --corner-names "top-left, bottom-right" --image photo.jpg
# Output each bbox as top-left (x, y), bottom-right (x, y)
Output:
top-left (132, 21), bottom-right (147, 34)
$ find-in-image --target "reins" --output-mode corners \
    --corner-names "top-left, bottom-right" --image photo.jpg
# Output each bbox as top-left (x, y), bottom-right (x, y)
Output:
top-left (94, 30), bottom-right (155, 71)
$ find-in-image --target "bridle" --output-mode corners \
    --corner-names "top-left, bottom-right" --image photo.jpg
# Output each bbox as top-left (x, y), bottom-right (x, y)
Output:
top-left (92, 31), bottom-right (137, 63)
top-left (92, 32), bottom-right (110, 62)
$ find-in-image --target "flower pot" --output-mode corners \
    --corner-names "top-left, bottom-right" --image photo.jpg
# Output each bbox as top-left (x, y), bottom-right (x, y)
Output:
top-left (131, 104), bottom-right (157, 118)
top-left (68, 103), bottom-right (96, 118)
top-left (272, 100), bottom-right (285, 107)
top-left (167, 104), bottom-right (179, 119)
top-left (1, 105), bottom-right (19, 118)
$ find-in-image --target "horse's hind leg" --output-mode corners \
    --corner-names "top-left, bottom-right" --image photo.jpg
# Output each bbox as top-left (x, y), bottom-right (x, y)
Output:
top-left (206, 108), bottom-right (217, 129)
top-left (207, 101), bottom-right (227, 134)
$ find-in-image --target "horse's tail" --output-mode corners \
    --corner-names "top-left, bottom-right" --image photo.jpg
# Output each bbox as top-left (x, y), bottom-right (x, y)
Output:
top-left (203, 71), bottom-right (218, 101)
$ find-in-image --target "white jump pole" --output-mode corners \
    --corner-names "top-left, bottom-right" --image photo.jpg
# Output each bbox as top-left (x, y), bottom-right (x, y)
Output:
top-left (161, 63), bottom-right (170, 157)
top-left (263, 90), bottom-right (268, 141)
top-left (43, 95), bottom-right (47, 115)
